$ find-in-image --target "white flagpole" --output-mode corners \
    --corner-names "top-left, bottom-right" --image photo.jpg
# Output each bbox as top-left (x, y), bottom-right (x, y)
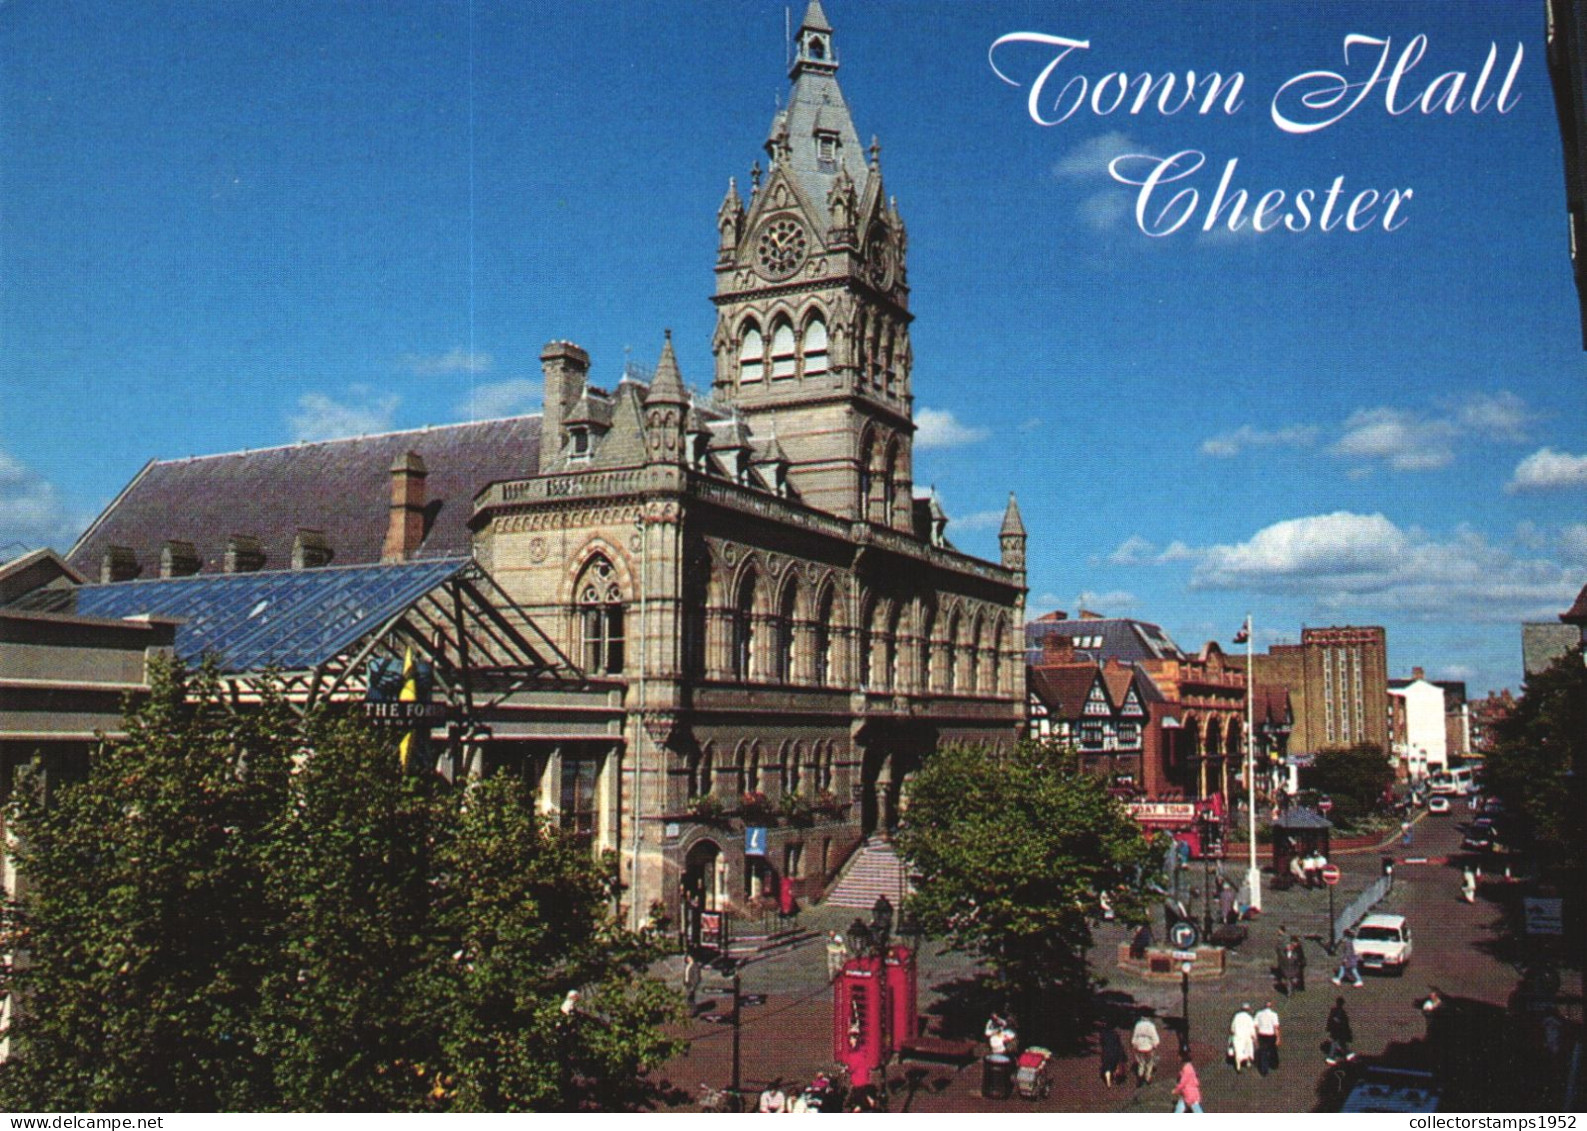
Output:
top-left (1245, 614), bottom-right (1262, 912)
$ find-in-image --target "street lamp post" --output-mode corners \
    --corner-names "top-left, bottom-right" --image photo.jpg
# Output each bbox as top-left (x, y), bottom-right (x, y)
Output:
top-left (1180, 960), bottom-right (1193, 1055)
top-left (1244, 615), bottom-right (1262, 913)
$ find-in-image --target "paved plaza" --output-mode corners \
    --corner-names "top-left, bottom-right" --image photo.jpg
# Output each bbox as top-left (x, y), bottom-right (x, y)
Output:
top-left (655, 813), bottom-right (1581, 1112)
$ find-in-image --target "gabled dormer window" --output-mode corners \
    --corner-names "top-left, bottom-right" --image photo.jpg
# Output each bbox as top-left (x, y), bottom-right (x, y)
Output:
top-left (816, 131), bottom-right (838, 173)
top-left (570, 427), bottom-right (591, 459)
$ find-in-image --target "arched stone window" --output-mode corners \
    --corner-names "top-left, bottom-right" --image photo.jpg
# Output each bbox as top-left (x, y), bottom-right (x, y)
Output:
top-left (944, 609), bottom-right (960, 692)
top-left (858, 431), bottom-right (875, 521)
top-left (691, 743), bottom-right (716, 799)
top-left (882, 438), bottom-right (898, 526)
top-left (884, 602), bottom-right (901, 691)
top-left (968, 610), bottom-right (985, 693)
top-left (773, 578), bottom-right (798, 684)
top-left (803, 314), bottom-right (829, 377)
top-left (783, 741), bottom-right (803, 795)
top-left (858, 595), bottom-right (875, 688)
top-left (815, 741), bottom-right (834, 792)
top-left (918, 604), bottom-right (936, 692)
top-left (731, 569), bottom-right (758, 681)
top-left (989, 616), bottom-right (1005, 695)
top-left (770, 319), bottom-right (797, 380)
top-left (575, 555), bottom-right (625, 674)
top-left (739, 323), bottom-right (765, 384)
top-left (813, 583), bottom-right (835, 686)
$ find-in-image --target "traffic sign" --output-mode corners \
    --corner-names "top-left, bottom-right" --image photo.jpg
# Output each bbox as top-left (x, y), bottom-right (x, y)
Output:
top-left (1169, 920), bottom-right (1200, 950)
top-left (1320, 864), bottom-right (1342, 886)
top-left (1318, 798), bottom-right (1334, 813)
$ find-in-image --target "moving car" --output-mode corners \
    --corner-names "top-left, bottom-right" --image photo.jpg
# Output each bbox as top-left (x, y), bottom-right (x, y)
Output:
top-left (1427, 796), bottom-right (1451, 814)
top-left (1352, 913), bottom-right (1413, 974)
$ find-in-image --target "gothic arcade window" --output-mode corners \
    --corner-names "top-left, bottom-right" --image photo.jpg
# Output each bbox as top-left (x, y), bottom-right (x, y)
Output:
top-left (576, 556), bottom-right (625, 675)
top-left (773, 580), bottom-right (797, 684)
top-left (813, 584), bottom-right (834, 686)
top-left (731, 571), bottom-right (757, 681)
top-left (803, 315), bottom-right (829, 376)
top-left (770, 320), bottom-right (797, 380)
top-left (691, 744), bottom-right (716, 798)
top-left (944, 611), bottom-right (960, 692)
top-left (739, 325), bottom-right (765, 384)
top-left (783, 743), bottom-right (803, 795)
top-left (858, 433), bottom-right (874, 520)
top-left (882, 440), bottom-right (898, 526)
top-left (560, 755), bottom-right (600, 843)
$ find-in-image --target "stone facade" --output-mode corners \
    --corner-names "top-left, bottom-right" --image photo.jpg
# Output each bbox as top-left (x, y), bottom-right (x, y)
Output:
top-left (470, 2), bottom-right (1025, 920)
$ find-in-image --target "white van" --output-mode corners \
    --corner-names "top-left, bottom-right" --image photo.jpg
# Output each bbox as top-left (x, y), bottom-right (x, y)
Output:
top-left (1429, 767), bottom-right (1474, 796)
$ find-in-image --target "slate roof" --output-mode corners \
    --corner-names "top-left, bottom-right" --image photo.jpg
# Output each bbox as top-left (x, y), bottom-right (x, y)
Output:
top-left (69, 417), bottom-right (540, 579)
top-left (1028, 665), bottom-right (1102, 720)
top-left (1561, 581), bottom-right (1587, 625)
top-left (1025, 616), bottom-right (1188, 666)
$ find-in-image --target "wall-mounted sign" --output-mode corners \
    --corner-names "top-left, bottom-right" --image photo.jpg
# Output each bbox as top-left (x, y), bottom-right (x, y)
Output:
top-left (745, 826), bottom-right (768, 857)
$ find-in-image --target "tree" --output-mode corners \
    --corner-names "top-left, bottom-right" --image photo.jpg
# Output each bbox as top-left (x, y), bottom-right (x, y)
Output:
top-left (1300, 742), bottom-right (1396, 829)
top-left (1484, 648), bottom-right (1586, 876)
top-left (894, 741), bottom-right (1158, 1037)
top-left (0, 660), bottom-right (292, 1110)
top-left (0, 658), bottom-right (682, 1111)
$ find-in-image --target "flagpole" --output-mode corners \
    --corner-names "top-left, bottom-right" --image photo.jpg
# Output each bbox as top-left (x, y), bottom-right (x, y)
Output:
top-left (1245, 615), bottom-right (1261, 913)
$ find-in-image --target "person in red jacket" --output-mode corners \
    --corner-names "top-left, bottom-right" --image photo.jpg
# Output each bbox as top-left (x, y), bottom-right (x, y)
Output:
top-left (1172, 1049), bottom-right (1204, 1113)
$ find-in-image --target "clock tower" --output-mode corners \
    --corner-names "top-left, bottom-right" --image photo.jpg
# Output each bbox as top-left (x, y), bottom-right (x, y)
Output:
top-left (711, 0), bottom-right (914, 529)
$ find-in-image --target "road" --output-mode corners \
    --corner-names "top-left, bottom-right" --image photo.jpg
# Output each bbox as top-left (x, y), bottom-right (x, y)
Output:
top-left (656, 810), bottom-right (1580, 1112)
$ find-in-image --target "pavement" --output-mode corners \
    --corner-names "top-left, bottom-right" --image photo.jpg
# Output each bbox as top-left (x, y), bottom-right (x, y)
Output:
top-left (652, 810), bottom-right (1582, 1112)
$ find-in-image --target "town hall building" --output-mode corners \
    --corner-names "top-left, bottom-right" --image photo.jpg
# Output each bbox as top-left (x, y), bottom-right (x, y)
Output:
top-left (7, 2), bottom-right (1027, 924)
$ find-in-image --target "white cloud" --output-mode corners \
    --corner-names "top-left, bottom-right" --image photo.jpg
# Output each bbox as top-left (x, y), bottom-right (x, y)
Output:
top-left (1077, 191), bottom-right (1130, 232)
top-left (1108, 535), bottom-right (1157, 565)
top-left (1075, 589), bottom-right (1137, 613)
top-left (288, 385), bottom-right (400, 442)
top-left (1455, 391), bottom-right (1536, 441)
top-left (1507, 447), bottom-right (1587, 493)
top-left (0, 449), bottom-right (81, 553)
top-left (1331, 407), bottom-right (1457, 470)
top-left (1186, 511), bottom-right (1584, 623)
top-left (457, 379), bottom-right (539, 420)
top-left (1560, 523), bottom-right (1587, 560)
top-left (1052, 131), bottom-right (1138, 180)
top-left (915, 407), bottom-right (988, 450)
top-left (403, 347), bottom-right (493, 376)
top-left (1201, 424), bottom-right (1319, 458)
top-left (951, 508), bottom-right (1005, 532)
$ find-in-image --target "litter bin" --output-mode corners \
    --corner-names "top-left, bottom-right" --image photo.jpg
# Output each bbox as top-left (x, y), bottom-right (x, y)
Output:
top-left (981, 1054), bottom-right (1013, 1099)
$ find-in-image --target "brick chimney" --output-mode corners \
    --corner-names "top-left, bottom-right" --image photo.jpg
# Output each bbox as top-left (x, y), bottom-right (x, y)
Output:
top-left (383, 451), bottom-right (428, 562)
top-left (1412, 666), bottom-right (1425, 681)
top-left (539, 341), bottom-right (591, 474)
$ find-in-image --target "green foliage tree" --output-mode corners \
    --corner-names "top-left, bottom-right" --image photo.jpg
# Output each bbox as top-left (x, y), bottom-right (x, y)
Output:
top-left (1484, 647), bottom-right (1586, 876)
top-left (0, 659), bottom-right (681, 1112)
top-left (1300, 742), bottom-right (1395, 829)
top-left (894, 740), bottom-right (1158, 1037)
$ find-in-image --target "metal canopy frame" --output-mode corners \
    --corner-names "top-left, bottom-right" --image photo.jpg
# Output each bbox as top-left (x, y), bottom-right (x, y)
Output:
top-left (8, 558), bottom-right (581, 716)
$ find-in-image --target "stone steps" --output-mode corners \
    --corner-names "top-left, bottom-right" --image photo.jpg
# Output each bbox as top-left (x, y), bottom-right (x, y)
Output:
top-left (822, 836), bottom-right (911, 909)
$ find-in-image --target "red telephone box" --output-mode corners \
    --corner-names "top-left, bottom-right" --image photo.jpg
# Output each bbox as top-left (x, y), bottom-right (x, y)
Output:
top-left (833, 955), bottom-right (886, 1086)
top-left (883, 945), bottom-right (917, 1051)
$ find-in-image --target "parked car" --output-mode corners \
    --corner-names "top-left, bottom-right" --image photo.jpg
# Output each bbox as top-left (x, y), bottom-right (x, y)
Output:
top-left (1426, 796), bottom-right (1451, 814)
top-left (1353, 913), bottom-right (1413, 974)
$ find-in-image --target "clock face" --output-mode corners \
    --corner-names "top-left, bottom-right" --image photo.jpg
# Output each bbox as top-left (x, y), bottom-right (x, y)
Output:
top-left (755, 216), bottom-right (809, 280)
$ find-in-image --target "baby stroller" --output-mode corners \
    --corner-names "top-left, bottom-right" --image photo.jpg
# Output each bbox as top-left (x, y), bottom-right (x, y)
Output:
top-left (1014, 1047), bottom-right (1053, 1100)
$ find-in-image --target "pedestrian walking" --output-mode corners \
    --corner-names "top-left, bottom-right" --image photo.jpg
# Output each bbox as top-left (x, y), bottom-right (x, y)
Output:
top-left (1288, 934), bottom-right (1307, 992)
top-left (1254, 1001), bottom-right (1281, 1076)
top-left (1172, 1050), bottom-right (1204, 1112)
top-left (1460, 866), bottom-right (1477, 904)
top-left (1324, 997), bottom-right (1355, 1064)
top-left (1099, 1024), bottom-right (1127, 1088)
top-left (1331, 930), bottom-right (1363, 986)
top-left (1228, 1004), bottom-right (1256, 1073)
top-left (683, 952), bottom-right (702, 1008)
top-left (1276, 929), bottom-right (1297, 995)
top-left (1219, 881), bottom-right (1236, 926)
top-left (1401, 819), bottom-right (1413, 847)
top-left (825, 930), bottom-right (849, 980)
top-left (1132, 1011), bottom-right (1162, 1085)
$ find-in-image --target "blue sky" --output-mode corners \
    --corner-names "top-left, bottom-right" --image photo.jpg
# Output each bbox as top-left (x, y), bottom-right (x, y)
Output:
top-left (3, 1), bottom-right (1584, 698)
